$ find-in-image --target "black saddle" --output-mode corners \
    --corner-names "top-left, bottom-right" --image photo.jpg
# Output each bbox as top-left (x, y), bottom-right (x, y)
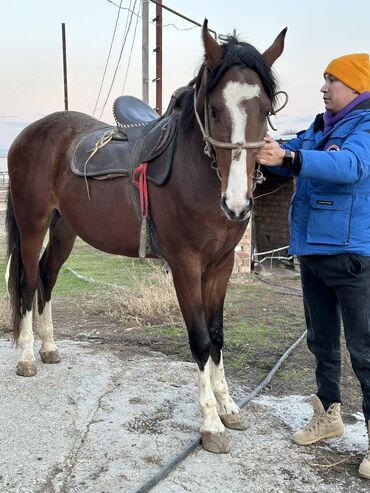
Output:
top-left (70, 96), bottom-right (179, 186)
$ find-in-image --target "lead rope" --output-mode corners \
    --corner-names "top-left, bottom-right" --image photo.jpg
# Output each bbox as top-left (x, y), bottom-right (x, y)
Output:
top-left (267, 90), bottom-right (289, 131)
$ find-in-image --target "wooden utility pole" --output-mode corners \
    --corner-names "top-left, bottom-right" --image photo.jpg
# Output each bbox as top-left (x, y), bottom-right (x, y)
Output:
top-left (142, 1), bottom-right (149, 103)
top-left (61, 23), bottom-right (69, 110)
top-left (154, 0), bottom-right (162, 115)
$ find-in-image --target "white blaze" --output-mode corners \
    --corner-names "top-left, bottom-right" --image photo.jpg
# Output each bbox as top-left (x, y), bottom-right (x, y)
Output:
top-left (222, 81), bottom-right (260, 216)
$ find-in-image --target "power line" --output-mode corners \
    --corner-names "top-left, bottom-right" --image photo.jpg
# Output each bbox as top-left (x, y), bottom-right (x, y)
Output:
top-left (0, 52), bottom-right (59, 107)
top-left (121, 1), bottom-right (140, 94)
top-left (98, 0), bottom-right (138, 119)
top-left (93, 0), bottom-right (124, 116)
top-left (106, 0), bottom-right (200, 32)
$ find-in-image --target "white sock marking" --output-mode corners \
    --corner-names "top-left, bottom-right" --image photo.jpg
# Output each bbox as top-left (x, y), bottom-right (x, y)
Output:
top-left (210, 351), bottom-right (240, 416)
top-left (5, 255), bottom-right (11, 296)
top-left (198, 359), bottom-right (225, 434)
top-left (37, 301), bottom-right (58, 353)
top-left (18, 310), bottom-right (35, 363)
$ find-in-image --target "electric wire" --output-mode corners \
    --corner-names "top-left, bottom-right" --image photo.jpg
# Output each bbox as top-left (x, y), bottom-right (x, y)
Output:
top-left (106, 0), bottom-right (199, 32)
top-left (93, 0), bottom-right (124, 116)
top-left (0, 52), bottom-right (59, 107)
top-left (121, 0), bottom-right (141, 94)
top-left (98, 0), bottom-right (138, 119)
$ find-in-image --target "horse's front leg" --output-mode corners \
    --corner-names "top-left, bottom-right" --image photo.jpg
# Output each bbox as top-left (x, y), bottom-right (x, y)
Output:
top-left (203, 254), bottom-right (247, 430)
top-left (171, 261), bottom-right (230, 453)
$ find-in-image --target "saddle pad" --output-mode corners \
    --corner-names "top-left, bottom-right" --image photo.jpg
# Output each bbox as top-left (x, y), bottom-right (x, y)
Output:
top-left (70, 115), bottom-right (178, 186)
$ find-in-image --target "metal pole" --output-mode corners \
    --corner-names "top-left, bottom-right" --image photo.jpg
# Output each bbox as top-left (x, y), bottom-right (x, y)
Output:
top-left (154, 0), bottom-right (162, 115)
top-left (61, 23), bottom-right (69, 111)
top-left (142, 0), bottom-right (149, 103)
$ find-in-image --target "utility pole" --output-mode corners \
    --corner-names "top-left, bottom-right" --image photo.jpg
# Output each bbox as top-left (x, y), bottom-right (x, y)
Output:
top-left (154, 0), bottom-right (162, 115)
top-left (61, 23), bottom-right (69, 111)
top-left (142, 0), bottom-right (149, 103)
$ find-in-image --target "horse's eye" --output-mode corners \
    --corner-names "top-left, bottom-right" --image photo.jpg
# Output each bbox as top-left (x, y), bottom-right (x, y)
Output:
top-left (210, 106), bottom-right (218, 119)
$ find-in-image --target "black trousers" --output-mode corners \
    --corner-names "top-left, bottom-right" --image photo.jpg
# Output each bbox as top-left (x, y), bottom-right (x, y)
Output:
top-left (299, 254), bottom-right (370, 423)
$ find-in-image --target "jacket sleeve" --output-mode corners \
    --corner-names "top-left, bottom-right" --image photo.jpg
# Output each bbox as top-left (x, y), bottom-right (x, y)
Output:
top-left (265, 129), bottom-right (308, 177)
top-left (299, 122), bottom-right (370, 184)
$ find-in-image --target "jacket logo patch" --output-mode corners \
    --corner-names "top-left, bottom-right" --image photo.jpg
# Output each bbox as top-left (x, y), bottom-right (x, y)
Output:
top-left (316, 200), bottom-right (334, 206)
top-left (326, 144), bottom-right (340, 152)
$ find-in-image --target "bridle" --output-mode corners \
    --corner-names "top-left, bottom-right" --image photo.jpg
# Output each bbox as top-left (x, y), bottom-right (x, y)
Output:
top-left (193, 66), bottom-right (288, 186)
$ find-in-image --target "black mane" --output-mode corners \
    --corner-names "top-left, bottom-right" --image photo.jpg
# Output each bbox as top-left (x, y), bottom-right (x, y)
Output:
top-left (180, 35), bottom-right (278, 136)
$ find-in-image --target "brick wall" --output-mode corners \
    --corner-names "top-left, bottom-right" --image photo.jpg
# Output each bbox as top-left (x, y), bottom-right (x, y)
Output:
top-left (233, 167), bottom-right (294, 272)
top-left (254, 167), bottom-right (294, 256)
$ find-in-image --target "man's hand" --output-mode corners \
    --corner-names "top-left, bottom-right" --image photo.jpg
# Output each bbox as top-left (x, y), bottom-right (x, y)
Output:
top-left (256, 135), bottom-right (289, 166)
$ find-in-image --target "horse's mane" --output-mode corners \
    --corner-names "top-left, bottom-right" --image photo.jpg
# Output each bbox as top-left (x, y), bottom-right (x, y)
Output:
top-left (180, 35), bottom-right (278, 137)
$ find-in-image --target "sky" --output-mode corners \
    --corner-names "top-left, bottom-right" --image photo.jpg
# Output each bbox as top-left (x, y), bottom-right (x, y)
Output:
top-left (0, 0), bottom-right (369, 152)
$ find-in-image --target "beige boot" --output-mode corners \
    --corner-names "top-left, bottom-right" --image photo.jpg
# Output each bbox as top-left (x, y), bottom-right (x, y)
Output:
top-left (359, 421), bottom-right (370, 479)
top-left (292, 395), bottom-right (344, 445)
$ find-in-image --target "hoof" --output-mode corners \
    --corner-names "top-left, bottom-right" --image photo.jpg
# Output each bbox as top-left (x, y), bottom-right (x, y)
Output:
top-left (201, 431), bottom-right (230, 454)
top-left (220, 413), bottom-right (247, 430)
top-left (16, 361), bottom-right (37, 377)
top-left (40, 350), bottom-right (61, 364)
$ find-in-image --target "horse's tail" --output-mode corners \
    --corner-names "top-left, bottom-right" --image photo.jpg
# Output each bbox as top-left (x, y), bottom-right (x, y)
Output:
top-left (6, 189), bottom-right (22, 340)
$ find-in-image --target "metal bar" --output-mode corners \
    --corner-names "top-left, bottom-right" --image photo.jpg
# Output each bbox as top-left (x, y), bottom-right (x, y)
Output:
top-left (149, 0), bottom-right (217, 38)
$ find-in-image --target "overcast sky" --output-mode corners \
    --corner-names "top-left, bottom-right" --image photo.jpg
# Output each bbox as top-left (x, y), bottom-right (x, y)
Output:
top-left (0, 0), bottom-right (369, 151)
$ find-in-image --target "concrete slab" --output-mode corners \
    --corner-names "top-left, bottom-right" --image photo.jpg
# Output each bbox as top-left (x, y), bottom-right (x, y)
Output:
top-left (0, 339), bottom-right (368, 493)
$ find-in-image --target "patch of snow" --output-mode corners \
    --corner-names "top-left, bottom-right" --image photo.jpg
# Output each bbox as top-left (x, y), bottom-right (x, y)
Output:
top-left (256, 394), bottom-right (368, 454)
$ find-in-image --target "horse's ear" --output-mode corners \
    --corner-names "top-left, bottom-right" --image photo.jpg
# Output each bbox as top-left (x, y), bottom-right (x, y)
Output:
top-left (202, 19), bottom-right (223, 68)
top-left (262, 27), bottom-right (287, 67)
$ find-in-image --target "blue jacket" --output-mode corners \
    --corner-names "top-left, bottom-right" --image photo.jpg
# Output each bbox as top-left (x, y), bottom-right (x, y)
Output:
top-left (276, 100), bottom-right (370, 255)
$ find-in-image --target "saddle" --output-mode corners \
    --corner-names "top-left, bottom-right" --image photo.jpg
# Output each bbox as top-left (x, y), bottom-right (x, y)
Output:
top-left (70, 88), bottom-right (188, 258)
top-left (70, 95), bottom-right (179, 186)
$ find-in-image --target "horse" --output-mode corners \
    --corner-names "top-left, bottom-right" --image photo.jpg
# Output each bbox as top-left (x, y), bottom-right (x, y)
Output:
top-left (5, 20), bottom-right (286, 453)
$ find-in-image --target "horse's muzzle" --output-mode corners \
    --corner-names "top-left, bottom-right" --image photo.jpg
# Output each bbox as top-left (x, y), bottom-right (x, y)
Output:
top-left (220, 195), bottom-right (252, 221)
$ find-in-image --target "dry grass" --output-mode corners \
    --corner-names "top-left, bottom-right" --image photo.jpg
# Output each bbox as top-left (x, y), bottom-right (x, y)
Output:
top-left (83, 262), bottom-right (183, 329)
top-left (0, 294), bottom-right (12, 334)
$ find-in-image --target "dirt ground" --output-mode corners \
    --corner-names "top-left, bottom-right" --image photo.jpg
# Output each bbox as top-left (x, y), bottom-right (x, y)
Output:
top-left (0, 208), bottom-right (368, 491)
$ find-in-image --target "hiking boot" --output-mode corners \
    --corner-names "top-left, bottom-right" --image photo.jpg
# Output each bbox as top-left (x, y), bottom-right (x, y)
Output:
top-left (292, 394), bottom-right (344, 445)
top-left (359, 421), bottom-right (370, 479)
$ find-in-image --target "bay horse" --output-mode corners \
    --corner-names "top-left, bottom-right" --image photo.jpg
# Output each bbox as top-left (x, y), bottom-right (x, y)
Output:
top-left (6, 21), bottom-right (286, 453)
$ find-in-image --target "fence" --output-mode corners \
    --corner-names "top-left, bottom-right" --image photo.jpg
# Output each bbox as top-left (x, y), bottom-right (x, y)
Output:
top-left (0, 172), bottom-right (8, 186)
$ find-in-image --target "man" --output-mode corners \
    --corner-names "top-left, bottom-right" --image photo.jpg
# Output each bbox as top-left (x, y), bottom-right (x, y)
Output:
top-left (256, 53), bottom-right (370, 479)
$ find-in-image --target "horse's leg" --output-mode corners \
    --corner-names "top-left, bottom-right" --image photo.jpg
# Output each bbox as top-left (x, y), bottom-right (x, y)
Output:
top-left (171, 261), bottom-right (230, 454)
top-left (203, 254), bottom-right (246, 430)
top-left (37, 212), bottom-right (76, 363)
top-left (9, 217), bottom-right (49, 377)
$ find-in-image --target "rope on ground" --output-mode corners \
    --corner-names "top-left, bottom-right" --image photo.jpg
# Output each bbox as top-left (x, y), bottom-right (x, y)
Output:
top-left (65, 266), bottom-right (126, 290)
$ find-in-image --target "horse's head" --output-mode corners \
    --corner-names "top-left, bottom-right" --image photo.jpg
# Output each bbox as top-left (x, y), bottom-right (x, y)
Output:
top-left (195, 21), bottom-right (287, 221)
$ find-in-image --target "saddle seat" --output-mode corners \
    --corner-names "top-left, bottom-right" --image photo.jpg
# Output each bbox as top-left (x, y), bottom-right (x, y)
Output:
top-left (70, 95), bottom-right (179, 186)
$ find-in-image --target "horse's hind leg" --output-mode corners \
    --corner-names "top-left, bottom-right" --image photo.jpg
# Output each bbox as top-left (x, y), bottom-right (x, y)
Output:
top-left (203, 254), bottom-right (246, 430)
top-left (14, 222), bottom-right (50, 377)
top-left (37, 212), bottom-right (76, 364)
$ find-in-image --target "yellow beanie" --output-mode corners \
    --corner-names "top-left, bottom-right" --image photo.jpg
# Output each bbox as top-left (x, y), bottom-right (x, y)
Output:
top-left (324, 53), bottom-right (370, 93)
